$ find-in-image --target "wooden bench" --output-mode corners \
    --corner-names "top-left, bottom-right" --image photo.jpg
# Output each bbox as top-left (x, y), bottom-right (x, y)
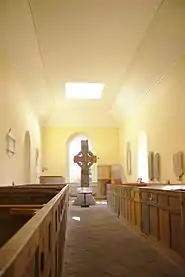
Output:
top-left (0, 184), bottom-right (69, 277)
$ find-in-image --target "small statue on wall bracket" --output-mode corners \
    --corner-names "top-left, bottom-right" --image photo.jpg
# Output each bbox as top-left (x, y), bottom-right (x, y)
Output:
top-left (173, 151), bottom-right (184, 181)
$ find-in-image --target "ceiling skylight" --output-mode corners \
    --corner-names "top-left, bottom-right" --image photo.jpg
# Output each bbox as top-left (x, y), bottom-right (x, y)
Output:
top-left (65, 82), bottom-right (105, 99)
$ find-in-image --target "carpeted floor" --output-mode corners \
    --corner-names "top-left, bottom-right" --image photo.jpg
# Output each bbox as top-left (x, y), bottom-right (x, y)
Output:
top-left (62, 203), bottom-right (185, 277)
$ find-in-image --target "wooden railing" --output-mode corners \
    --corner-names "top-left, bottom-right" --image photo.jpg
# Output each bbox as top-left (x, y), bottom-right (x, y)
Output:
top-left (0, 184), bottom-right (69, 277)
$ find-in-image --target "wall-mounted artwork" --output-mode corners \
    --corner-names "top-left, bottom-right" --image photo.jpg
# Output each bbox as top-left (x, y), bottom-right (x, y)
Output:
top-left (6, 128), bottom-right (16, 158)
top-left (154, 153), bottom-right (160, 181)
top-left (173, 151), bottom-right (184, 180)
top-left (36, 148), bottom-right (39, 178)
top-left (148, 151), bottom-right (154, 181)
top-left (126, 142), bottom-right (132, 175)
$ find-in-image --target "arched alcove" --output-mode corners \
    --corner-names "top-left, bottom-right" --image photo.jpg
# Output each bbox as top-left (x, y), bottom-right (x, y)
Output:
top-left (137, 131), bottom-right (148, 182)
top-left (67, 134), bottom-right (97, 183)
top-left (24, 131), bottom-right (31, 183)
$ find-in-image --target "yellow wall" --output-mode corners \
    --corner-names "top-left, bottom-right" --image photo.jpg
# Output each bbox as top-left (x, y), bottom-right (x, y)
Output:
top-left (41, 126), bottom-right (119, 177)
top-left (119, 54), bottom-right (185, 184)
top-left (0, 52), bottom-right (41, 185)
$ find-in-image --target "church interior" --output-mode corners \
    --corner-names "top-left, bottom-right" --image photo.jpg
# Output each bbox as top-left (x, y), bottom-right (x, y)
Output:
top-left (1, 0), bottom-right (185, 276)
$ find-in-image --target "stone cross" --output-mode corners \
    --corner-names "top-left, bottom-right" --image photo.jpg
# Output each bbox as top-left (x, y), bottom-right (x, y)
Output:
top-left (74, 140), bottom-right (97, 187)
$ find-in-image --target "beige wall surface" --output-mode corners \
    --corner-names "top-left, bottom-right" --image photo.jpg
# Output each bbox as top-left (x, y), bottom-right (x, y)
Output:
top-left (41, 126), bottom-right (119, 177)
top-left (0, 52), bottom-right (41, 185)
top-left (119, 55), bottom-right (185, 184)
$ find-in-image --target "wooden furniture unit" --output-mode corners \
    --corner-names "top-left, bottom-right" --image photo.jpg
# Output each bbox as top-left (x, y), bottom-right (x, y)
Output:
top-left (0, 184), bottom-right (69, 277)
top-left (107, 183), bottom-right (185, 260)
top-left (98, 165), bottom-right (111, 179)
top-left (98, 165), bottom-right (111, 197)
top-left (107, 184), bottom-right (141, 229)
top-left (140, 187), bottom-right (184, 256)
top-left (40, 175), bottom-right (66, 184)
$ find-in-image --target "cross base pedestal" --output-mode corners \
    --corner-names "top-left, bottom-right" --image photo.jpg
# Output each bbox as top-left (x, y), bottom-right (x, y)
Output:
top-left (73, 187), bottom-right (96, 207)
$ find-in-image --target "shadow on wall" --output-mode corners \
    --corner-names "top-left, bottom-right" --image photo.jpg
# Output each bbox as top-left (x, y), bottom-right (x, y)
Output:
top-left (24, 131), bottom-right (31, 183)
top-left (121, 167), bottom-right (127, 183)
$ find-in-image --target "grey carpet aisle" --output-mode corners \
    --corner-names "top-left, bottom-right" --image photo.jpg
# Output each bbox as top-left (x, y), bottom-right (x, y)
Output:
top-left (62, 203), bottom-right (185, 277)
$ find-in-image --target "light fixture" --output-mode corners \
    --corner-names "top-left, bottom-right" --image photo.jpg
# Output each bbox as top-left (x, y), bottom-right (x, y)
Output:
top-left (65, 82), bottom-right (105, 99)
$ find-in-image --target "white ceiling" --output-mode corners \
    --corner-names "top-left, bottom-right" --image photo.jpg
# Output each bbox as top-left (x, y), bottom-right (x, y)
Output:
top-left (1, 0), bottom-right (185, 126)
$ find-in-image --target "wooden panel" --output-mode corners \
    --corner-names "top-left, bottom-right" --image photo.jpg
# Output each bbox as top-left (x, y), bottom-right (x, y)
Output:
top-left (170, 212), bottom-right (183, 255)
top-left (141, 203), bottom-right (149, 235)
top-left (98, 165), bottom-right (111, 179)
top-left (140, 191), bottom-right (148, 201)
top-left (134, 202), bottom-right (140, 228)
top-left (169, 196), bottom-right (181, 210)
top-left (149, 206), bottom-right (159, 239)
top-left (158, 194), bottom-right (168, 207)
top-left (107, 184), bottom-right (185, 260)
top-left (0, 185), bottom-right (69, 277)
top-left (98, 180), bottom-right (109, 197)
top-left (130, 200), bottom-right (135, 225)
top-left (159, 209), bottom-right (170, 247)
top-left (40, 176), bottom-right (65, 184)
top-left (111, 164), bottom-right (122, 183)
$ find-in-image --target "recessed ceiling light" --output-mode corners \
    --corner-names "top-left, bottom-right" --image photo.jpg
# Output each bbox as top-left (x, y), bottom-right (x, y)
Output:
top-left (65, 82), bottom-right (105, 99)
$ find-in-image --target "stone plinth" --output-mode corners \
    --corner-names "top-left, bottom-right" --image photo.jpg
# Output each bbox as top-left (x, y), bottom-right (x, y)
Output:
top-left (73, 187), bottom-right (96, 207)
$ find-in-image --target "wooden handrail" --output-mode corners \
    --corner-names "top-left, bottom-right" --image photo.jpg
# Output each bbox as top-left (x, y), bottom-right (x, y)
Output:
top-left (0, 205), bottom-right (43, 209)
top-left (0, 184), bottom-right (69, 277)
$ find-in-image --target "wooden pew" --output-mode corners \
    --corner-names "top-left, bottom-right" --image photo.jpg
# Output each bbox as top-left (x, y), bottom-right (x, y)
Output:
top-left (0, 184), bottom-right (69, 277)
top-left (107, 183), bottom-right (185, 260)
top-left (0, 183), bottom-right (66, 205)
top-left (107, 183), bottom-right (146, 229)
top-left (40, 176), bottom-right (65, 184)
top-left (139, 185), bottom-right (185, 258)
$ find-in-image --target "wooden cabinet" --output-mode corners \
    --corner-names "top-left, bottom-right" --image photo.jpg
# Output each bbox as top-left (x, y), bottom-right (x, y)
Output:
top-left (107, 185), bottom-right (141, 229)
top-left (40, 176), bottom-right (65, 184)
top-left (140, 190), bottom-right (159, 239)
top-left (141, 203), bottom-right (150, 235)
top-left (98, 165), bottom-right (111, 180)
top-left (140, 187), bottom-right (185, 257)
top-left (107, 184), bottom-right (185, 260)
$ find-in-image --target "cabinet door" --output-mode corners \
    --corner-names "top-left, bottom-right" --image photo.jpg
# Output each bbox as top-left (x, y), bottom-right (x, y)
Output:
top-left (170, 212), bottom-right (183, 255)
top-left (159, 209), bottom-right (170, 247)
top-left (141, 203), bottom-right (149, 234)
top-left (149, 206), bottom-right (159, 239)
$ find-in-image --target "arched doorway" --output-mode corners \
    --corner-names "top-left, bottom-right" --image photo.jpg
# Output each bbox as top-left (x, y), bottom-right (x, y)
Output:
top-left (24, 131), bottom-right (31, 183)
top-left (137, 131), bottom-right (148, 182)
top-left (67, 134), bottom-right (97, 183)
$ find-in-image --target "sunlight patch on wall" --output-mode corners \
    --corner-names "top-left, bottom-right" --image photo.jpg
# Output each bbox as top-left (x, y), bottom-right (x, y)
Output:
top-left (137, 131), bottom-right (148, 182)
